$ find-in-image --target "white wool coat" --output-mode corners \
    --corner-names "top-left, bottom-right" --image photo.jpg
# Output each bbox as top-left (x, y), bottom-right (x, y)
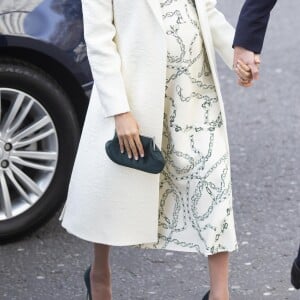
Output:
top-left (60, 0), bottom-right (235, 246)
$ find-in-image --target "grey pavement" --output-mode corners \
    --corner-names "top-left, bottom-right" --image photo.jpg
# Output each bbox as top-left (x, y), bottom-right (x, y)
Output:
top-left (1, 1), bottom-right (300, 299)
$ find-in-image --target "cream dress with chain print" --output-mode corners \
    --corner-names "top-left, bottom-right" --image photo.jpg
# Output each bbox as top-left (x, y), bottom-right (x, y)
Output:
top-left (138, 0), bottom-right (238, 256)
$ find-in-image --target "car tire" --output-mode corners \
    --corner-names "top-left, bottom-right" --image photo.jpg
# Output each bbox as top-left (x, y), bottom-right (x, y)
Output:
top-left (0, 58), bottom-right (80, 242)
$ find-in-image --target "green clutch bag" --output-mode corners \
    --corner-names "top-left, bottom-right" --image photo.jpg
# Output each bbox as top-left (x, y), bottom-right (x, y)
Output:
top-left (105, 132), bottom-right (165, 174)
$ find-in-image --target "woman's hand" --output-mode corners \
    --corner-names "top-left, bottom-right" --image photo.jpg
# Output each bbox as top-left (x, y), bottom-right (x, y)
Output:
top-left (236, 59), bottom-right (253, 87)
top-left (114, 112), bottom-right (144, 160)
top-left (236, 55), bottom-right (261, 87)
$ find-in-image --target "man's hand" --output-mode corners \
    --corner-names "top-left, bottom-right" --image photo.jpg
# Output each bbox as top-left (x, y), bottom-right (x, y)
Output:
top-left (234, 46), bottom-right (261, 87)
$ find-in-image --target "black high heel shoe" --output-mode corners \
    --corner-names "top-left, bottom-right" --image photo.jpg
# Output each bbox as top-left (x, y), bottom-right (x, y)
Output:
top-left (202, 290), bottom-right (210, 300)
top-left (84, 265), bottom-right (92, 300)
top-left (291, 260), bottom-right (300, 289)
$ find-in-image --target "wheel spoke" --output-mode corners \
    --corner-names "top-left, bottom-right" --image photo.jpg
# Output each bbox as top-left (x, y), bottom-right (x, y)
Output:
top-left (13, 128), bottom-right (55, 149)
top-left (10, 163), bottom-right (43, 196)
top-left (0, 171), bottom-right (13, 218)
top-left (11, 150), bottom-right (57, 160)
top-left (0, 93), bottom-right (25, 138)
top-left (10, 115), bottom-right (52, 143)
top-left (10, 156), bottom-right (55, 171)
top-left (0, 88), bottom-right (59, 221)
top-left (0, 90), bottom-right (2, 123)
top-left (5, 168), bottom-right (33, 205)
top-left (6, 99), bottom-right (34, 138)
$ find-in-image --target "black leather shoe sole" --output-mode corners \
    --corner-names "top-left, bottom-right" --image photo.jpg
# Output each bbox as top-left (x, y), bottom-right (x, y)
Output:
top-left (291, 260), bottom-right (300, 289)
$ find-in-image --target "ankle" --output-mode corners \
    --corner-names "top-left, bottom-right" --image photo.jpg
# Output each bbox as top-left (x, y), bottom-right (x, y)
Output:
top-left (90, 265), bottom-right (111, 284)
top-left (209, 290), bottom-right (229, 300)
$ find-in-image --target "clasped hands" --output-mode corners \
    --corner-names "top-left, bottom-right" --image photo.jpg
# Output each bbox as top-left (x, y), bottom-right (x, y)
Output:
top-left (234, 46), bottom-right (261, 87)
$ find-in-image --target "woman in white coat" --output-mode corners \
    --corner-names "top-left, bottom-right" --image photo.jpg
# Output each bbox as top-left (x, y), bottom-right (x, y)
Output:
top-left (60, 0), bottom-right (252, 299)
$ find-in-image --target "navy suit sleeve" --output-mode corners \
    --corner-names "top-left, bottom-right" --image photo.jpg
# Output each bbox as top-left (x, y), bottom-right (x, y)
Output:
top-left (233, 0), bottom-right (277, 53)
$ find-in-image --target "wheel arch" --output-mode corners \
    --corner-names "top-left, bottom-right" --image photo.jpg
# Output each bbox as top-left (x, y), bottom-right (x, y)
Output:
top-left (0, 42), bottom-right (89, 128)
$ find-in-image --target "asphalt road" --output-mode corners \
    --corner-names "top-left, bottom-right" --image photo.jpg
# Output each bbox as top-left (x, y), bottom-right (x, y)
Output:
top-left (1, 1), bottom-right (300, 299)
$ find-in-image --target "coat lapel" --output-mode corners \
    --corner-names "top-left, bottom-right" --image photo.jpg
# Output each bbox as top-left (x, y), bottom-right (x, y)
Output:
top-left (146, 0), bottom-right (165, 31)
top-left (194, 0), bottom-right (217, 68)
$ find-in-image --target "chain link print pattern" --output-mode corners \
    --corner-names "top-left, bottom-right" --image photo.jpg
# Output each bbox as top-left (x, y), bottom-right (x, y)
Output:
top-left (137, 0), bottom-right (237, 255)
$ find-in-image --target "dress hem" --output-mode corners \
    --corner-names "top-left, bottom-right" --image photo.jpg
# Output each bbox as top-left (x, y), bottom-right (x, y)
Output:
top-left (61, 219), bottom-right (238, 257)
top-left (135, 244), bottom-right (239, 257)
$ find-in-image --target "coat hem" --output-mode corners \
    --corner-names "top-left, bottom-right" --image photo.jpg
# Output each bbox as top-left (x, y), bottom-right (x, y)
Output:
top-left (60, 222), bottom-right (159, 247)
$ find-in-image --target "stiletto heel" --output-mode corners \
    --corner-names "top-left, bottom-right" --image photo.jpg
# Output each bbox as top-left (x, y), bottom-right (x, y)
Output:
top-left (202, 290), bottom-right (210, 300)
top-left (84, 265), bottom-right (92, 300)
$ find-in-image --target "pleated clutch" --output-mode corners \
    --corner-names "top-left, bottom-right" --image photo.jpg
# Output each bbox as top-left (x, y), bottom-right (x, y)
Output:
top-left (105, 132), bottom-right (165, 174)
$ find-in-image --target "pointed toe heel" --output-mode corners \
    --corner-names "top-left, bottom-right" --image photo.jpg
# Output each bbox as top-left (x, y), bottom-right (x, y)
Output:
top-left (84, 265), bottom-right (92, 300)
top-left (291, 260), bottom-right (300, 289)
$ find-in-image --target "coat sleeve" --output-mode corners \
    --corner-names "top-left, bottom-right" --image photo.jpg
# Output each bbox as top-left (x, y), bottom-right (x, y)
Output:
top-left (205, 0), bottom-right (235, 70)
top-left (233, 0), bottom-right (277, 54)
top-left (81, 0), bottom-right (130, 117)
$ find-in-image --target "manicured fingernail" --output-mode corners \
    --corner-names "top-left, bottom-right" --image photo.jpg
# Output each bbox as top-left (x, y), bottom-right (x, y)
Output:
top-left (128, 155), bottom-right (132, 159)
top-left (141, 154), bottom-right (144, 158)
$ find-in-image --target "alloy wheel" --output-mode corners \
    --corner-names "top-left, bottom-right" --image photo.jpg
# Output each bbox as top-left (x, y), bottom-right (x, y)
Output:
top-left (0, 88), bottom-right (58, 221)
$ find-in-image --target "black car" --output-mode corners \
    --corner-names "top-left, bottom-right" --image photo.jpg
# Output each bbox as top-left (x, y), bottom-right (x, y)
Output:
top-left (0, 0), bottom-right (93, 240)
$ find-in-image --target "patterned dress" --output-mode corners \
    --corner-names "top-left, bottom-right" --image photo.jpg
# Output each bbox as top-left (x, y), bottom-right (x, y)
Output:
top-left (138, 0), bottom-right (238, 256)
